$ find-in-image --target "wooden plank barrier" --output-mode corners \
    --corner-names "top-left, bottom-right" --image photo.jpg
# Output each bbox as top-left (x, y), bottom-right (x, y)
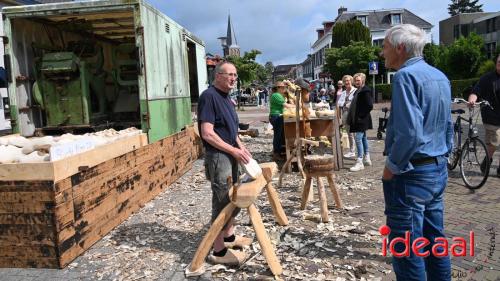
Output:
top-left (0, 126), bottom-right (202, 268)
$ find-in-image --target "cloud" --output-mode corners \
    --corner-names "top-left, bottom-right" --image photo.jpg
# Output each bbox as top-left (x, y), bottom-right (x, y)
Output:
top-left (148, 0), bottom-right (500, 65)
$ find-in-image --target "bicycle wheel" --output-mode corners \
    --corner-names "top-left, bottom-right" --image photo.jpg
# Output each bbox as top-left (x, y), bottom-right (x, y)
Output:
top-left (460, 138), bottom-right (490, 189)
top-left (447, 130), bottom-right (460, 170)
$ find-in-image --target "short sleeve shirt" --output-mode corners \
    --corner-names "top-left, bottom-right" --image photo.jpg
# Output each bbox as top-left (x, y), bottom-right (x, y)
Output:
top-left (197, 86), bottom-right (239, 152)
top-left (269, 92), bottom-right (285, 115)
top-left (473, 71), bottom-right (500, 126)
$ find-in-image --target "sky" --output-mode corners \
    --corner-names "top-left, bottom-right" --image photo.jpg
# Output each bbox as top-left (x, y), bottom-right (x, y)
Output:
top-left (149, 0), bottom-right (500, 66)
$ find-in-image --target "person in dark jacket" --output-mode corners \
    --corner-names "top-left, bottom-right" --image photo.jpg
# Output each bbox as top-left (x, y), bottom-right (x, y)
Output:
top-left (347, 73), bottom-right (373, 171)
top-left (469, 53), bottom-right (500, 177)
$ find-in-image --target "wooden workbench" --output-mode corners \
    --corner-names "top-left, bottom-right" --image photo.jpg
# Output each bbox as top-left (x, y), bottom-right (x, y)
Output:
top-left (283, 116), bottom-right (343, 171)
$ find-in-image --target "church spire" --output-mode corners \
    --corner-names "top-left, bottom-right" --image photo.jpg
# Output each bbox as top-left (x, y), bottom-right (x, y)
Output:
top-left (218, 13), bottom-right (240, 57)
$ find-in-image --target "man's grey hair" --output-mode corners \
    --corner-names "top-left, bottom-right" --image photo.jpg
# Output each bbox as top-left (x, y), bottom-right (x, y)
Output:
top-left (385, 24), bottom-right (426, 58)
top-left (214, 61), bottom-right (236, 74)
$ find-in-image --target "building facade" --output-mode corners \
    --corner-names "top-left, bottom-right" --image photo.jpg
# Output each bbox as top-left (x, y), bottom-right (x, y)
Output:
top-left (440, 12), bottom-right (500, 59)
top-left (309, 7), bottom-right (433, 84)
top-left (272, 64), bottom-right (298, 82)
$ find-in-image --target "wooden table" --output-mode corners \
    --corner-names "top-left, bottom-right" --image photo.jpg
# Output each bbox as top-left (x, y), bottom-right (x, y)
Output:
top-left (283, 116), bottom-right (343, 171)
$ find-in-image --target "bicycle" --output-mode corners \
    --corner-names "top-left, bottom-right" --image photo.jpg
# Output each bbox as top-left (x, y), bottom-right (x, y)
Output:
top-left (448, 98), bottom-right (492, 189)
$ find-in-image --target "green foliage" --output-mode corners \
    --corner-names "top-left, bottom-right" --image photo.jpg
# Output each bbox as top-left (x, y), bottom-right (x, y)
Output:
top-left (442, 33), bottom-right (485, 79)
top-left (331, 20), bottom-right (371, 48)
top-left (423, 43), bottom-right (444, 68)
top-left (374, 83), bottom-right (392, 100)
top-left (226, 49), bottom-right (263, 85)
top-left (324, 41), bottom-right (378, 81)
top-left (375, 78), bottom-right (479, 100)
top-left (448, 0), bottom-right (483, 16)
top-left (477, 60), bottom-right (495, 77)
top-left (451, 78), bottom-right (478, 98)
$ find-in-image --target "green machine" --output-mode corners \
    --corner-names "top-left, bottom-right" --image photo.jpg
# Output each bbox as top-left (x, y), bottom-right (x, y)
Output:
top-left (32, 44), bottom-right (107, 128)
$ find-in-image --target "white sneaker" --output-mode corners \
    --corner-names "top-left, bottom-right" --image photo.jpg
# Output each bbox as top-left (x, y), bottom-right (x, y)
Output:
top-left (350, 159), bottom-right (364, 172)
top-left (363, 154), bottom-right (372, 166)
top-left (344, 151), bottom-right (356, 158)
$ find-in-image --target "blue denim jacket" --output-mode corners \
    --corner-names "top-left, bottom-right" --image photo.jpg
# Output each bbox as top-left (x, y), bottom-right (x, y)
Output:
top-left (385, 57), bottom-right (453, 175)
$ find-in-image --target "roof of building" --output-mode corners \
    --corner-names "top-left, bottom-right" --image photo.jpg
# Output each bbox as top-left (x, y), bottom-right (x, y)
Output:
top-left (473, 11), bottom-right (500, 23)
top-left (0, 0), bottom-right (40, 5)
top-left (335, 8), bottom-right (433, 31)
top-left (274, 64), bottom-right (298, 74)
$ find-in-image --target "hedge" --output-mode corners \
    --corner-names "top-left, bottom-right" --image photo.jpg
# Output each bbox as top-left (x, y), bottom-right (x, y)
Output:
top-left (374, 78), bottom-right (479, 100)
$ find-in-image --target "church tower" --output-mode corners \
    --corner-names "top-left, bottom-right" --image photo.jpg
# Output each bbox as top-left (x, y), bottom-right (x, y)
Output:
top-left (217, 14), bottom-right (240, 57)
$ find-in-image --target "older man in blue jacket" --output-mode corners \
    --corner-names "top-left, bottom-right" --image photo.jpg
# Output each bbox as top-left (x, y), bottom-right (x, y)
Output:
top-left (381, 24), bottom-right (453, 281)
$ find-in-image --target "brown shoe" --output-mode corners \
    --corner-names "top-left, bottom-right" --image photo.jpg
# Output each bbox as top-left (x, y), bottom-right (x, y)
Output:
top-left (224, 235), bottom-right (253, 249)
top-left (207, 248), bottom-right (247, 266)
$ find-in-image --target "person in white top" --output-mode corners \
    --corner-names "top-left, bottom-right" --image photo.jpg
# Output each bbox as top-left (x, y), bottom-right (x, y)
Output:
top-left (338, 75), bottom-right (357, 158)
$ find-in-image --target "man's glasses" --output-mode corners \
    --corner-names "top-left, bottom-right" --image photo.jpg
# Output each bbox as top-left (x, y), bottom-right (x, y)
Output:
top-left (218, 72), bottom-right (238, 78)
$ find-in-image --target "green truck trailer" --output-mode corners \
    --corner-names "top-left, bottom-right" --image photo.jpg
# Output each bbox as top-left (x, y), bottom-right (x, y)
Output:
top-left (2, 0), bottom-right (208, 143)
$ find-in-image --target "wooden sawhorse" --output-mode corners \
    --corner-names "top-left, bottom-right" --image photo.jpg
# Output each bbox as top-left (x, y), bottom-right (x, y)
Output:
top-left (187, 162), bottom-right (287, 277)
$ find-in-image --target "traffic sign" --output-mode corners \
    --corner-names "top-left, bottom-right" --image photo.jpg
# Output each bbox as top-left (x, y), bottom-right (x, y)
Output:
top-left (369, 61), bottom-right (378, 75)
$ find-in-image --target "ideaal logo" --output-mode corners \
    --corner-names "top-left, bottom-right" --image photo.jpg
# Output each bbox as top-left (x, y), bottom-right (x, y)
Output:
top-left (379, 225), bottom-right (475, 257)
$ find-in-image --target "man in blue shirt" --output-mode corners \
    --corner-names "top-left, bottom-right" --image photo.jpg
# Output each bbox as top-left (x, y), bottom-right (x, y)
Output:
top-left (198, 62), bottom-right (253, 265)
top-left (382, 24), bottom-right (453, 281)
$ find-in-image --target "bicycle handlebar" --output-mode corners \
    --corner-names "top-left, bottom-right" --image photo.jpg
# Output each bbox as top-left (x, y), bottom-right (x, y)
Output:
top-left (452, 98), bottom-right (492, 109)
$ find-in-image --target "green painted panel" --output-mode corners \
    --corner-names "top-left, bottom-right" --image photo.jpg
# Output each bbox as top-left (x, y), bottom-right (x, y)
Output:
top-left (9, 105), bottom-right (19, 133)
top-left (146, 97), bottom-right (192, 143)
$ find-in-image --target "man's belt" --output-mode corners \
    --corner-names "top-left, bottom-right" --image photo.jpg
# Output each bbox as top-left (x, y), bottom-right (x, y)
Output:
top-left (410, 157), bottom-right (438, 166)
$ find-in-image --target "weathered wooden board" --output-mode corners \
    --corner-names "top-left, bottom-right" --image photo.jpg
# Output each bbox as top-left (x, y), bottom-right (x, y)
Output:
top-left (0, 126), bottom-right (202, 268)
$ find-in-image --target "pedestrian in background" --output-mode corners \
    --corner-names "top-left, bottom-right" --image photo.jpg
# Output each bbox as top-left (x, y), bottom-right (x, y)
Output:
top-left (337, 75), bottom-right (357, 158)
top-left (347, 73), bottom-right (373, 172)
top-left (382, 24), bottom-right (453, 280)
top-left (335, 80), bottom-right (344, 105)
top-left (468, 53), bottom-right (500, 178)
top-left (269, 81), bottom-right (295, 160)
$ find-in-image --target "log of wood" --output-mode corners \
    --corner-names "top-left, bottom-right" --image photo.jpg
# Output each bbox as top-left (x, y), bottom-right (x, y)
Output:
top-left (303, 155), bottom-right (335, 166)
top-left (248, 204), bottom-right (283, 276)
top-left (239, 128), bottom-right (259, 138)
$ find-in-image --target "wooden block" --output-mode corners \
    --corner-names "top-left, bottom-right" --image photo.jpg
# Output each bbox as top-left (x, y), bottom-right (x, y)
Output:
top-left (259, 162), bottom-right (277, 182)
top-left (230, 175), bottom-right (267, 208)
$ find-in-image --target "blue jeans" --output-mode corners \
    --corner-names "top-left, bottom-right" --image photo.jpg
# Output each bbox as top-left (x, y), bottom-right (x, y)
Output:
top-left (270, 115), bottom-right (285, 153)
top-left (382, 156), bottom-right (451, 281)
top-left (355, 131), bottom-right (369, 159)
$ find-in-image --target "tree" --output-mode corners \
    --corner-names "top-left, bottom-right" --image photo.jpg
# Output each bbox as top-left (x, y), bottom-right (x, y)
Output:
top-left (324, 41), bottom-right (378, 81)
top-left (423, 43), bottom-right (443, 68)
top-left (448, 0), bottom-right (483, 16)
top-left (443, 33), bottom-right (485, 79)
top-left (226, 49), bottom-right (263, 85)
top-left (331, 20), bottom-right (371, 48)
